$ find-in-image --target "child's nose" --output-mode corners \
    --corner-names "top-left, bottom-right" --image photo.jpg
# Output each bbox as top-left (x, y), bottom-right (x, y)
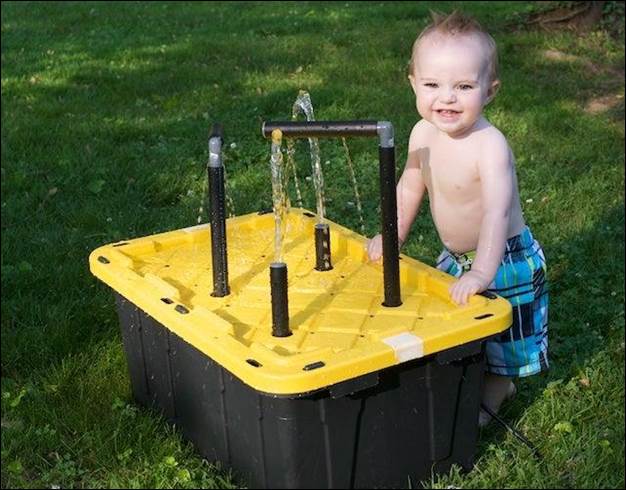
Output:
top-left (440, 90), bottom-right (456, 103)
top-left (439, 88), bottom-right (457, 103)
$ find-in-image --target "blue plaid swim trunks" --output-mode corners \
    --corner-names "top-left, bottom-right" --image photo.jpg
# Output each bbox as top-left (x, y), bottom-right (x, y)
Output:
top-left (437, 227), bottom-right (549, 377)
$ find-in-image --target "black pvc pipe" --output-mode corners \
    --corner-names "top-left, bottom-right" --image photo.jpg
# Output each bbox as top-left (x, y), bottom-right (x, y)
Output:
top-left (379, 146), bottom-right (401, 306)
top-left (270, 262), bottom-right (291, 337)
top-left (208, 123), bottom-right (230, 297)
top-left (263, 120), bottom-right (378, 139)
top-left (315, 223), bottom-right (333, 271)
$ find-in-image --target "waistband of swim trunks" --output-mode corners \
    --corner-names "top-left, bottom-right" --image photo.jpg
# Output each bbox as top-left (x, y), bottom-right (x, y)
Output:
top-left (447, 226), bottom-right (535, 260)
top-left (447, 248), bottom-right (477, 263)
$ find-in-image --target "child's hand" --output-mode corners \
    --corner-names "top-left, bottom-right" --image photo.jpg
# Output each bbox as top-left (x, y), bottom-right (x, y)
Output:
top-left (449, 271), bottom-right (488, 305)
top-left (366, 234), bottom-right (383, 262)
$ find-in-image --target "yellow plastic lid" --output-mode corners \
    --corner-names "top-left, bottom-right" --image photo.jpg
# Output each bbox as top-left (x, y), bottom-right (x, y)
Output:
top-left (89, 209), bottom-right (511, 395)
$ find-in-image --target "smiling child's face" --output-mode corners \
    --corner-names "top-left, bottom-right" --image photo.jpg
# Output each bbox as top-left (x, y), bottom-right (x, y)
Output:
top-left (409, 32), bottom-right (499, 138)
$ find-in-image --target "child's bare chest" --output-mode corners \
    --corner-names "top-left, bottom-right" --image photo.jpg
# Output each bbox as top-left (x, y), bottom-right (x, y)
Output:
top-left (420, 142), bottom-right (480, 200)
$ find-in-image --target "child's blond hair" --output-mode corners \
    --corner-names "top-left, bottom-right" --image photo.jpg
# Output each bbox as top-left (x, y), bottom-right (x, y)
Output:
top-left (408, 10), bottom-right (499, 83)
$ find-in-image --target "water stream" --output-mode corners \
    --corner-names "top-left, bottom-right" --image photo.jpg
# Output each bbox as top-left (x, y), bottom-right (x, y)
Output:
top-left (285, 138), bottom-right (304, 208)
top-left (270, 130), bottom-right (289, 263)
top-left (291, 90), bottom-right (326, 223)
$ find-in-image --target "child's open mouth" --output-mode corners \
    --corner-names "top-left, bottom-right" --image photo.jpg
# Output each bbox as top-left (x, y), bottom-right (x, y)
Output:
top-left (437, 109), bottom-right (461, 118)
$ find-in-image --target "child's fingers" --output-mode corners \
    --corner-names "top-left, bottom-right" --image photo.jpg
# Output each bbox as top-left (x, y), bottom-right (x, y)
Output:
top-left (450, 280), bottom-right (477, 305)
top-left (460, 283), bottom-right (480, 305)
top-left (366, 235), bottom-right (383, 262)
top-left (366, 244), bottom-right (377, 261)
top-left (449, 282), bottom-right (462, 305)
top-left (457, 286), bottom-right (469, 305)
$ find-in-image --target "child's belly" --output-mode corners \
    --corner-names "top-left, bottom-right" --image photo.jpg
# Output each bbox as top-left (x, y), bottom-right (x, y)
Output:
top-left (429, 200), bottom-right (483, 253)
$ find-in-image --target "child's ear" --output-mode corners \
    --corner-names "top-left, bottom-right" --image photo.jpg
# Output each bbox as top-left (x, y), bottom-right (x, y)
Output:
top-left (408, 74), bottom-right (418, 94)
top-left (485, 79), bottom-right (500, 104)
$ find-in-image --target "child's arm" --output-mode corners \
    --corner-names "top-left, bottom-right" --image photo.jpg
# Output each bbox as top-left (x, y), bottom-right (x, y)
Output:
top-left (367, 123), bottom-right (427, 261)
top-left (449, 134), bottom-right (512, 305)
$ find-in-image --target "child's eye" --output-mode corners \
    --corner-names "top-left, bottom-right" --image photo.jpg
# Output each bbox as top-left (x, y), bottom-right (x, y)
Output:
top-left (459, 84), bottom-right (474, 90)
top-left (424, 83), bottom-right (438, 88)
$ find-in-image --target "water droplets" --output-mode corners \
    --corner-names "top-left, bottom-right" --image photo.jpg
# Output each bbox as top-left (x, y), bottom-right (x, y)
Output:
top-left (292, 91), bottom-right (326, 223)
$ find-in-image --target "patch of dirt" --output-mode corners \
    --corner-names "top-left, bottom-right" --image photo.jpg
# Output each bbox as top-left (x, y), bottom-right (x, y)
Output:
top-left (541, 48), bottom-right (624, 78)
top-left (526, 1), bottom-right (606, 32)
top-left (509, 1), bottom-right (625, 39)
top-left (542, 47), bottom-right (598, 71)
top-left (542, 49), bottom-right (581, 62)
top-left (584, 93), bottom-right (624, 113)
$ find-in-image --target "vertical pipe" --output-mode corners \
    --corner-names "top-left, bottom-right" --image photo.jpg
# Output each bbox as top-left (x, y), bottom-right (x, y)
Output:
top-left (315, 223), bottom-right (333, 271)
top-left (270, 262), bottom-right (291, 337)
top-left (268, 130), bottom-right (291, 336)
top-left (378, 123), bottom-right (402, 307)
top-left (208, 123), bottom-right (230, 297)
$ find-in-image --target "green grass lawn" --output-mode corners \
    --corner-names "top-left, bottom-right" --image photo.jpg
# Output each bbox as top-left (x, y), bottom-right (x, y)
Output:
top-left (2, 1), bottom-right (624, 488)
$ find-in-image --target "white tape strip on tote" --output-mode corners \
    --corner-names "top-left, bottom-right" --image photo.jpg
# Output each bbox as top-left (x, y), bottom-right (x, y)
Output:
top-left (382, 333), bottom-right (424, 363)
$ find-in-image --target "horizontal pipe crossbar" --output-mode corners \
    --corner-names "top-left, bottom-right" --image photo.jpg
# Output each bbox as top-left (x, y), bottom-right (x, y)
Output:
top-left (262, 120), bottom-right (379, 139)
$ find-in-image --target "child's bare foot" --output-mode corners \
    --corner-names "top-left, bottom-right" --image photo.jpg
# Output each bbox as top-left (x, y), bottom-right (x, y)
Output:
top-left (478, 373), bottom-right (516, 427)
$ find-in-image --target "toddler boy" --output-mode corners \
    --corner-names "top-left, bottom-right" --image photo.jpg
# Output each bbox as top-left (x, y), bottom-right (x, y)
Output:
top-left (367, 11), bottom-right (549, 426)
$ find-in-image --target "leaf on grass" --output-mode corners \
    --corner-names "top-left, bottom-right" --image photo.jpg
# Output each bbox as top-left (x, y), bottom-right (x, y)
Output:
top-left (111, 397), bottom-right (125, 410)
top-left (88, 179), bottom-right (106, 194)
top-left (9, 388), bottom-right (27, 408)
top-left (553, 421), bottom-right (573, 433)
top-left (117, 448), bottom-right (133, 461)
top-left (164, 456), bottom-right (177, 467)
top-left (176, 469), bottom-right (191, 482)
top-left (44, 384), bottom-right (58, 394)
top-left (18, 261), bottom-right (33, 273)
top-left (7, 459), bottom-right (23, 474)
